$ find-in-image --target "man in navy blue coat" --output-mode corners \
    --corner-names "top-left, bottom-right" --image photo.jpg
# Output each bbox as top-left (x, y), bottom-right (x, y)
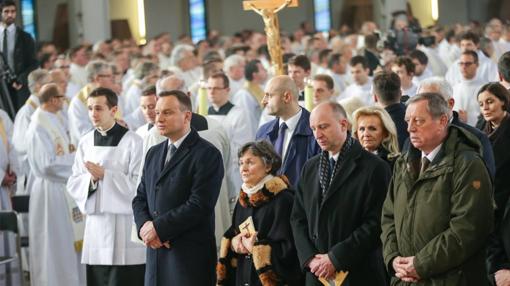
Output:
top-left (132, 90), bottom-right (224, 286)
top-left (256, 75), bottom-right (320, 187)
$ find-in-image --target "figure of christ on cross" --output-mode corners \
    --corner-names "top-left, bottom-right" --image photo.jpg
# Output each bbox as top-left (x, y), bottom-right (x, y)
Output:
top-left (244, 0), bottom-right (298, 75)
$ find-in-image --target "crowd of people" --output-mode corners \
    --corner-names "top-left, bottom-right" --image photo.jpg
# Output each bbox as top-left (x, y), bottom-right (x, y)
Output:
top-left (1, 0), bottom-right (510, 285)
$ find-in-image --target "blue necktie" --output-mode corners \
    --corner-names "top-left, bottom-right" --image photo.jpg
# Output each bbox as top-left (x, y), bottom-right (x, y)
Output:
top-left (274, 122), bottom-right (288, 157)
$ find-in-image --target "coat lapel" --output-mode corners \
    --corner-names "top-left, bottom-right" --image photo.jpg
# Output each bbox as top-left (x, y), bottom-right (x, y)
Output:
top-left (321, 142), bottom-right (361, 205)
top-left (156, 129), bottom-right (198, 183)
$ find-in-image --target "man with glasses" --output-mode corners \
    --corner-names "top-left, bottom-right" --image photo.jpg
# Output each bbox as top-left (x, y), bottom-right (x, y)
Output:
top-left (256, 75), bottom-right (319, 187)
top-left (451, 51), bottom-right (485, 126)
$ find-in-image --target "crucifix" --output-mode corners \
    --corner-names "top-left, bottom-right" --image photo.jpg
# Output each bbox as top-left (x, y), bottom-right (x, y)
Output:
top-left (243, 0), bottom-right (299, 75)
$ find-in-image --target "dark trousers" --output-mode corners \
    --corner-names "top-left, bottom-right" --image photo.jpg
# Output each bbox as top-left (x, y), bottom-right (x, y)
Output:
top-left (86, 264), bottom-right (145, 286)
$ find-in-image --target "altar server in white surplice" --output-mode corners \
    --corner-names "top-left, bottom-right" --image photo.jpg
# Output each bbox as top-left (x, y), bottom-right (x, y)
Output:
top-left (67, 87), bottom-right (145, 286)
top-left (26, 84), bottom-right (85, 286)
top-left (452, 51), bottom-right (486, 127)
top-left (0, 109), bottom-right (22, 286)
top-left (135, 85), bottom-right (157, 139)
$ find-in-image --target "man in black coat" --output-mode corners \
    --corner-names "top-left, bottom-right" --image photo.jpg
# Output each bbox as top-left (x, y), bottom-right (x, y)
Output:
top-left (132, 90), bottom-right (224, 286)
top-left (0, 0), bottom-right (38, 112)
top-left (291, 101), bottom-right (391, 285)
top-left (373, 70), bottom-right (409, 150)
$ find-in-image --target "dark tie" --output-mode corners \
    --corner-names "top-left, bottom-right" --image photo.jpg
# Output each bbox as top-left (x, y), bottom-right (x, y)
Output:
top-left (2, 28), bottom-right (7, 55)
top-left (148, 123), bottom-right (154, 130)
top-left (420, 157), bottom-right (430, 175)
top-left (274, 122), bottom-right (288, 157)
top-left (163, 144), bottom-right (177, 168)
top-left (324, 157), bottom-right (336, 193)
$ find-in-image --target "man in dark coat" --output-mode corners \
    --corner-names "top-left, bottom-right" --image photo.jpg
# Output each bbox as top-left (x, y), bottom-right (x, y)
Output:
top-left (0, 0), bottom-right (37, 112)
top-left (256, 75), bottom-right (320, 187)
top-left (132, 90), bottom-right (224, 286)
top-left (291, 101), bottom-right (391, 285)
top-left (373, 70), bottom-right (409, 150)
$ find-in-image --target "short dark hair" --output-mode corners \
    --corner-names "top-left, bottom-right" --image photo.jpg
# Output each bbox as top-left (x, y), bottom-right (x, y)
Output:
top-left (39, 84), bottom-right (60, 104)
top-left (394, 56), bottom-right (415, 74)
top-left (245, 59), bottom-right (261, 81)
top-left (373, 71), bottom-right (401, 104)
top-left (327, 53), bottom-right (341, 69)
top-left (288, 55), bottom-right (311, 71)
top-left (142, 84), bottom-right (156, 96)
top-left (318, 49), bottom-right (332, 63)
top-left (238, 141), bottom-right (282, 176)
top-left (88, 87), bottom-right (118, 108)
top-left (70, 45), bottom-right (88, 58)
top-left (498, 51), bottom-right (510, 82)
top-left (158, 90), bottom-right (192, 112)
top-left (409, 49), bottom-right (428, 65)
top-left (0, 0), bottom-right (16, 10)
top-left (459, 31), bottom-right (480, 45)
top-left (209, 72), bottom-right (229, 88)
top-left (477, 82), bottom-right (510, 110)
top-left (313, 74), bottom-right (334, 90)
top-left (350, 55), bottom-right (369, 69)
top-left (461, 50), bottom-right (479, 64)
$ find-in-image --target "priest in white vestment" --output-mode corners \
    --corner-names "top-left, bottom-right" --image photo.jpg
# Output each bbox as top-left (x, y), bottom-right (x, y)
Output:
top-left (0, 110), bottom-right (22, 286)
top-left (452, 51), bottom-right (486, 126)
top-left (26, 84), bottom-right (85, 286)
top-left (67, 88), bottom-right (146, 285)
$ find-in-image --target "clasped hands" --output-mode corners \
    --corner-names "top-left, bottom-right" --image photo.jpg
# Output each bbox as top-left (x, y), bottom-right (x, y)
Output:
top-left (84, 161), bottom-right (104, 182)
top-left (231, 232), bottom-right (257, 254)
top-left (1, 169), bottom-right (16, 187)
top-left (393, 256), bottom-right (420, 283)
top-left (140, 221), bottom-right (170, 249)
top-left (308, 253), bottom-right (336, 280)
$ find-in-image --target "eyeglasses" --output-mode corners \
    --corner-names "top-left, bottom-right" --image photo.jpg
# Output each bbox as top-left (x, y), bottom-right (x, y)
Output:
top-left (206, 87), bottom-right (226, 91)
top-left (97, 74), bottom-right (113, 78)
top-left (458, 62), bottom-right (476, 66)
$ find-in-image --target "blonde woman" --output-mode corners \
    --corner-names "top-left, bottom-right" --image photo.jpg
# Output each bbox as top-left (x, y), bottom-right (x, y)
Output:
top-left (352, 106), bottom-right (400, 169)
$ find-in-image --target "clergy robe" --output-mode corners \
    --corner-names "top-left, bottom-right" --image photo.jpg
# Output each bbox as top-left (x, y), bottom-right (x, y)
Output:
top-left (232, 84), bottom-right (264, 137)
top-left (68, 84), bottom-right (95, 141)
top-left (208, 102), bottom-right (254, 203)
top-left (341, 79), bottom-right (374, 106)
top-left (138, 117), bottom-right (233, 247)
top-left (452, 76), bottom-right (485, 126)
top-left (26, 108), bottom-right (85, 286)
top-left (67, 124), bottom-right (145, 285)
top-left (70, 63), bottom-right (88, 88)
top-left (12, 94), bottom-right (39, 193)
top-left (445, 51), bottom-right (498, 86)
top-left (0, 110), bottom-right (22, 286)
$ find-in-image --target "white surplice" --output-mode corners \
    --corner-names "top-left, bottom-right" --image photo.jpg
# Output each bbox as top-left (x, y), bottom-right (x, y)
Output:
top-left (445, 51), bottom-right (498, 87)
top-left (341, 79), bottom-right (374, 106)
top-left (26, 108), bottom-right (85, 286)
top-left (232, 87), bottom-right (263, 137)
top-left (67, 129), bottom-right (146, 265)
top-left (452, 76), bottom-right (485, 127)
top-left (0, 110), bottom-right (21, 286)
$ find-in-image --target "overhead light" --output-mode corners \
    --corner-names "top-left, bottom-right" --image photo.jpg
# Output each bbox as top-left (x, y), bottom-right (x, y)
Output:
top-left (137, 0), bottom-right (146, 44)
top-left (431, 0), bottom-right (439, 21)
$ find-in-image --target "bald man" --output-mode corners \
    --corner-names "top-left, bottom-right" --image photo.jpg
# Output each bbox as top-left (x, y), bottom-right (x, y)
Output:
top-left (256, 75), bottom-right (319, 187)
top-left (291, 102), bottom-right (391, 285)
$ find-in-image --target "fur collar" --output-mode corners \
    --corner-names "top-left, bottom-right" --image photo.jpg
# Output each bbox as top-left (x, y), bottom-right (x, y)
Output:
top-left (239, 176), bottom-right (289, 208)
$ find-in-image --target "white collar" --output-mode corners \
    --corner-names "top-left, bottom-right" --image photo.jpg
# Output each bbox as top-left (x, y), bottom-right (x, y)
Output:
top-left (421, 143), bottom-right (443, 163)
top-left (328, 151), bottom-right (340, 161)
top-left (241, 174), bottom-right (274, 197)
top-left (167, 129), bottom-right (191, 150)
top-left (96, 122), bottom-right (116, 136)
top-left (280, 108), bottom-right (302, 132)
top-left (2, 24), bottom-right (15, 33)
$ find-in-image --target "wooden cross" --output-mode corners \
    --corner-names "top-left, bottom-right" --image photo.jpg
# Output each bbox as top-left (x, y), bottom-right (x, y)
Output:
top-left (243, 0), bottom-right (299, 75)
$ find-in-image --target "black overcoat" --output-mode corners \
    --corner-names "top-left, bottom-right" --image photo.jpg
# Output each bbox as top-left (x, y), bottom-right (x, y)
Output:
top-left (132, 129), bottom-right (224, 286)
top-left (291, 140), bottom-right (391, 285)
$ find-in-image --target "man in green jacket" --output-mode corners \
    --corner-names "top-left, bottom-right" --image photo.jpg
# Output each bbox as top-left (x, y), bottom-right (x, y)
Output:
top-left (381, 92), bottom-right (494, 285)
